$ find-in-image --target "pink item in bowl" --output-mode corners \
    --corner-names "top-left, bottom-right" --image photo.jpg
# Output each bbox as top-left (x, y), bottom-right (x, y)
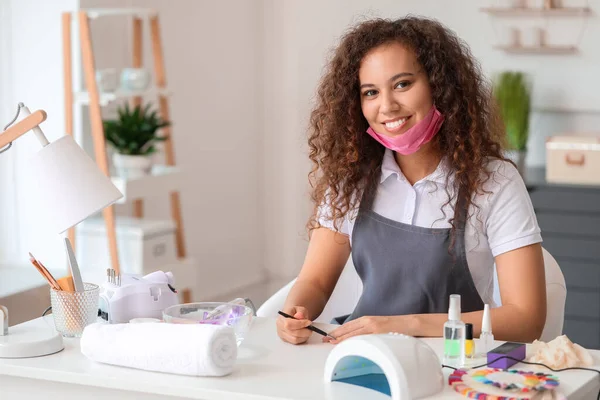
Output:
top-left (163, 302), bottom-right (253, 345)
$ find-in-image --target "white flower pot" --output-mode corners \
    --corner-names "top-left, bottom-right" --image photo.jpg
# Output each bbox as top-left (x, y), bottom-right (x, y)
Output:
top-left (120, 68), bottom-right (151, 91)
top-left (112, 153), bottom-right (152, 179)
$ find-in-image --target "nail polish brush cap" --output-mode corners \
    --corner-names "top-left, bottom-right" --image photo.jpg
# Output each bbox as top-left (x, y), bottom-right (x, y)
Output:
top-left (465, 323), bottom-right (473, 340)
top-left (482, 304), bottom-right (492, 333)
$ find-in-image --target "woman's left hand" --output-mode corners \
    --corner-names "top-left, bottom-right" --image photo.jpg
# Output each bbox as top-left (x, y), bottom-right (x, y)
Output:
top-left (324, 315), bottom-right (416, 344)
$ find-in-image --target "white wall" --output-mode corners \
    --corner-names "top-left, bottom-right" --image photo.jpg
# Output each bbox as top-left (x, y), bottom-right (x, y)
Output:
top-left (1, 0), bottom-right (79, 267)
top-left (0, 0), bottom-right (15, 263)
top-left (261, 0), bottom-right (600, 279)
top-left (261, 1), bottom-right (313, 283)
top-left (152, 0), bottom-right (265, 297)
top-left (79, 0), bottom-right (265, 298)
top-left (0, 0), bottom-right (80, 324)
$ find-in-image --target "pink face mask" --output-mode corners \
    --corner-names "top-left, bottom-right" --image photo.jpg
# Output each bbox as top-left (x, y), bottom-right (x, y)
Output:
top-left (366, 106), bottom-right (444, 155)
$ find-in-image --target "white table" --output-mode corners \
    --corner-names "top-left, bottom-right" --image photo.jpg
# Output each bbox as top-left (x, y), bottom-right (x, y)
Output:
top-left (0, 317), bottom-right (598, 399)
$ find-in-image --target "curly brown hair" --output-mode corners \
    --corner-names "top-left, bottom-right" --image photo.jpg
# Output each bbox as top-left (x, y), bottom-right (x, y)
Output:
top-left (307, 16), bottom-right (508, 245)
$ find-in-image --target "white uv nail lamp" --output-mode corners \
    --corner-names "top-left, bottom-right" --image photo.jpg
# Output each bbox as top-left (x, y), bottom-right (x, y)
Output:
top-left (324, 333), bottom-right (444, 399)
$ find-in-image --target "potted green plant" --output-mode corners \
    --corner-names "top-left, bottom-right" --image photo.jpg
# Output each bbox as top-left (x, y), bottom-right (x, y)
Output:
top-left (103, 103), bottom-right (170, 179)
top-left (493, 71), bottom-right (531, 174)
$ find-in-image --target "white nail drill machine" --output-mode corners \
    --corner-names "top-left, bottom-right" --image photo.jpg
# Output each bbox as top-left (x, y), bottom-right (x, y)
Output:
top-left (98, 270), bottom-right (179, 324)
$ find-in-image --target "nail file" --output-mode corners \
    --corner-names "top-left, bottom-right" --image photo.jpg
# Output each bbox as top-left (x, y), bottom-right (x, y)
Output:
top-left (65, 238), bottom-right (84, 292)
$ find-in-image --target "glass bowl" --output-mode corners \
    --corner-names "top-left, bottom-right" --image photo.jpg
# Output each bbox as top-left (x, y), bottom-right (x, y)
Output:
top-left (163, 302), bottom-right (254, 346)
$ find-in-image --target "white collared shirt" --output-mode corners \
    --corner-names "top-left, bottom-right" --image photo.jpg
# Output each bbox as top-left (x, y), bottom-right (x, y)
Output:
top-left (318, 149), bottom-right (543, 306)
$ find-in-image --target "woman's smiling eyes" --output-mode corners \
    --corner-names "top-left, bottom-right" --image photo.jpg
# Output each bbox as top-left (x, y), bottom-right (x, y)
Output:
top-left (394, 80), bottom-right (412, 89)
top-left (361, 80), bottom-right (413, 97)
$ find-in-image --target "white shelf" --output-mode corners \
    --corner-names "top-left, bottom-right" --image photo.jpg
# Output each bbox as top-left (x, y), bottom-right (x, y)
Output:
top-left (82, 8), bottom-right (158, 19)
top-left (532, 106), bottom-right (600, 114)
top-left (75, 87), bottom-right (170, 106)
top-left (481, 7), bottom-right (591, 17)
top-left (111, 165), bottom-right (184, 204)
top-left (494, 45), bottom-right (578, 54)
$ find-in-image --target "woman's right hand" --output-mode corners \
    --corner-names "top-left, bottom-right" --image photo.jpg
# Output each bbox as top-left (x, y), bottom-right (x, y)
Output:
top-left (276, 306), bottom-right (313, 344)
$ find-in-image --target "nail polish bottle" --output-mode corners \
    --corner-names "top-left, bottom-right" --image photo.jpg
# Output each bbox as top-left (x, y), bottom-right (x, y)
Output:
top-left (480, 304), bottom-right (495, 355)
top-left (465, 323), bottom-right (475, 359)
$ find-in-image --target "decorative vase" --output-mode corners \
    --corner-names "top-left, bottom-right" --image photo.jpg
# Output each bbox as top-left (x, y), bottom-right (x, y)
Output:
top-left (112, 153), bottom-right (152, 179)
top-left (505, 149), bottom-right (527, 176)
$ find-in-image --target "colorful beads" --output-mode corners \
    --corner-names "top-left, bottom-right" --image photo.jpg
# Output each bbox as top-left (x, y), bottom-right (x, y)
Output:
top-left (470, 368), bottom-right (559, 392)
top-left (448, 368), bottom-right (560, 399)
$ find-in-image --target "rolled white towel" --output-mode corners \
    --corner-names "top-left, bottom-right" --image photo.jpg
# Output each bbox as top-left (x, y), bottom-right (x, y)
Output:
top-left (81, 322), bottom-right (237, 376)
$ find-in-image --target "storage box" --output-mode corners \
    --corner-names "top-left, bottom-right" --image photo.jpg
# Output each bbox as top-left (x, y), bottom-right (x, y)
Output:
top-left (77, 217), bottom-right (177, 275)
top-left (546, 135), bottom-right (600, 186)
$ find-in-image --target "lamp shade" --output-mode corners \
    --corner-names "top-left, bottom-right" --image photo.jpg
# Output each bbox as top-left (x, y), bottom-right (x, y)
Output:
top-left (27, 135), bottom-right (123, 233)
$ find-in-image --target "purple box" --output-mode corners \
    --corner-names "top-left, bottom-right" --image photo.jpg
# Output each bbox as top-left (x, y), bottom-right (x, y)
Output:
top-left (487, 342), bottom-right (526, 369)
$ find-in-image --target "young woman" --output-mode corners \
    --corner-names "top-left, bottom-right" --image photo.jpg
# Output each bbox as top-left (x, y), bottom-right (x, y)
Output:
top-left (276, 17), bottom-right (546, 345)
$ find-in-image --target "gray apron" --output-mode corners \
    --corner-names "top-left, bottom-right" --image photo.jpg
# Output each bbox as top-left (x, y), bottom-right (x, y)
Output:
top-left (334, 189), bottom-right (484, 324)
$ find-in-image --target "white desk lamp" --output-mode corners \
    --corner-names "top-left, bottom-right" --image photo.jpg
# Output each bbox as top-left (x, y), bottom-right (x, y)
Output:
top-left (0, 103), bottom-right (123, 358)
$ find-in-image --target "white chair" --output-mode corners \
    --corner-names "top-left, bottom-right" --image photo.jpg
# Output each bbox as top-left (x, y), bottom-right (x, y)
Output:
top-left (258, 258), bottom-right (363, 324)
top-left (540, 248), bottom-right (567, 341)
top-left (492, 247), bottom-right (566, 342)
top-left (257, 247), bottom-right (566, 342)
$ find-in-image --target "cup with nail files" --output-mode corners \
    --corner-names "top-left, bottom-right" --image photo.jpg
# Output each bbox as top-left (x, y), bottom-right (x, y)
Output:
top-left (50, 283), bottom-right (100, 337)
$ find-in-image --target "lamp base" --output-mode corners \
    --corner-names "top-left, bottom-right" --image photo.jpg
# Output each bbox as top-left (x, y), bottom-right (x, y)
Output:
top-left (0, 317), bottom-right (64, 358)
